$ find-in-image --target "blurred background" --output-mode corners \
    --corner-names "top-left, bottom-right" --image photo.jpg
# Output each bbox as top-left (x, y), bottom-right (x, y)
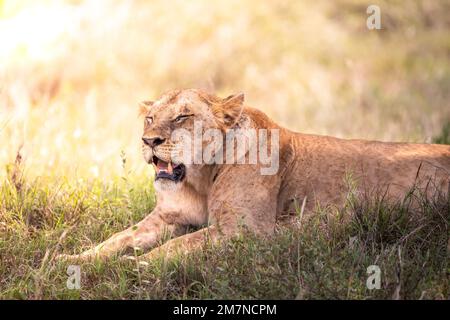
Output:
top-left (0, 0), bottom-right (449, 179)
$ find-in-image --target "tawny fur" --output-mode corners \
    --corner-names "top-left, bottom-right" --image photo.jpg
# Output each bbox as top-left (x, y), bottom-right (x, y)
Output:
top-left (58, 89), bottom-right (450, 262)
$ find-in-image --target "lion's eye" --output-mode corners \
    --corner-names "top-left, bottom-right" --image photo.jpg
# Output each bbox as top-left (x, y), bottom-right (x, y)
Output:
top-left (146, 116), bottom-right (153, 125)
top-left (173, 114), bottom-right (191, 123)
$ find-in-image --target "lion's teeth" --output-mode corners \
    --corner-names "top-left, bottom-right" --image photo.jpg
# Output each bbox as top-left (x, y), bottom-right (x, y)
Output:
top-left (168, 161), bottom-right (173, 174)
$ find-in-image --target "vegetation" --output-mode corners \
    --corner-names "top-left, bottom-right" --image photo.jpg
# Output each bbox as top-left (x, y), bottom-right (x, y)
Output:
top-left (433, 122), bottom-right (450, 145)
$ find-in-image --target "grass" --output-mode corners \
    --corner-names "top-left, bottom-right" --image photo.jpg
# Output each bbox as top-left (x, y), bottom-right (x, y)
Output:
top-left (0, 160), bottom-right (448, 299)
top-left (433, 121), bottom-right (450, 145)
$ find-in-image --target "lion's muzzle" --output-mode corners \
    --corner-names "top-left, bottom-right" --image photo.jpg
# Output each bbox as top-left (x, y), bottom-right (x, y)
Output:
top-left (151, 144), bottom-right (186, 182)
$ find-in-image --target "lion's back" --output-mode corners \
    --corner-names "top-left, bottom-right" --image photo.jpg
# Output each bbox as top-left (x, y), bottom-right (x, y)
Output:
top-left (278, 132), bottom-right (450, 214)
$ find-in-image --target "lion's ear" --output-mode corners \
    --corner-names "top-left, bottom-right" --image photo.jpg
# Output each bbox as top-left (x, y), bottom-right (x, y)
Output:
top-left (212, 93), bottom-right (245, 128)
top-left (139, 100), bottom-right (153, 117)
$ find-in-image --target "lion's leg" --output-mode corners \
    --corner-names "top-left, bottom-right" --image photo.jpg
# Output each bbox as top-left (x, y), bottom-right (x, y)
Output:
top-left (138, 206), bottom-right (270, 262)
top-left (137, 225), bottom-right (227, 261)
top-left (136, 205), bottom-right (277, 262)
top-left (57, 208), bottom-right (187, 262)
top-left (136, 180), bottom-right (281, 261)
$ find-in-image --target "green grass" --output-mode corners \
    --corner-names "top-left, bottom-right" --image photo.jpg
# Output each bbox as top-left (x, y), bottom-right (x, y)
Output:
top-left (0, 163), bottom-right (448, 299)
top-left (433, 121), bottom-right (450, 145)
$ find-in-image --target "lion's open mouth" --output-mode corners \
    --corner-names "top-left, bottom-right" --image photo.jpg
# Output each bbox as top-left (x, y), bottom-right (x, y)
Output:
top-left (152, 156), bottom-right (186, 182)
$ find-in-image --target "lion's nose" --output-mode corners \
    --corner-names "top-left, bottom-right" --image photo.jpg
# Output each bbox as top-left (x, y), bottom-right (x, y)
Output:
top-left (142, 137), bottom-right (165, 148)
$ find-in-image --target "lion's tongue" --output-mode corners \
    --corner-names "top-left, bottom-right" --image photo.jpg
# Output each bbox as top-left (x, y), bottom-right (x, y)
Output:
top-left (156, 160), bottom-right (173, 174)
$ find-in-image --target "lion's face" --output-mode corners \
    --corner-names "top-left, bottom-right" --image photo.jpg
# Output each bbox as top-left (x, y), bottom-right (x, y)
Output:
top-left (140, 89), bottom-right (244, 190)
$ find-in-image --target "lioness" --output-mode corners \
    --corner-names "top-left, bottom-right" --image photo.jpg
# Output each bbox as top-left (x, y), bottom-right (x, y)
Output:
top-left (58, 89), bottom-right (450, 262)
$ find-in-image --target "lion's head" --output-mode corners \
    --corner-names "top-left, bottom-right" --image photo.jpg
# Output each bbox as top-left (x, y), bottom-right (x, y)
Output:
top-left (140, 89), bottom-right (245, 190)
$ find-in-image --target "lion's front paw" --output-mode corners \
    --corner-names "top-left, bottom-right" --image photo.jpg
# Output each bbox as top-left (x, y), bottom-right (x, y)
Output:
top-left (55, 253), bottom-right (90, 263)
top-left (119, 255), bottom-right (137, 263)
top-left (55, 253), bottom-right (76, 262)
